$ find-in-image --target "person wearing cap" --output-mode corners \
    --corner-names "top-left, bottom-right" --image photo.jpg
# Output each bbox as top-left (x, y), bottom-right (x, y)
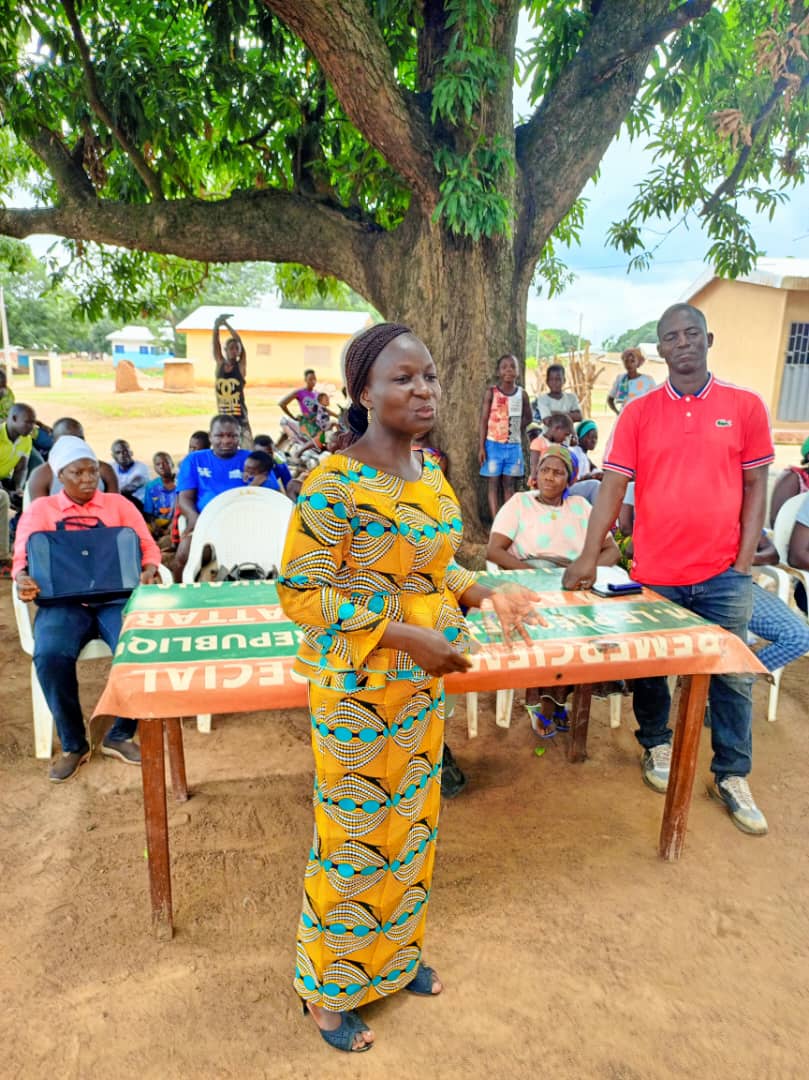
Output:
top-left (607, 348), bottom-right (656, 414)
top-left (769, 435), bottom-right (809, 527)
top-left (488, 443), bottom-right (620, 735)
top-left (13, 436), bottom-right (162, 783)
top-left (572, 419), bottom-right (602, 480)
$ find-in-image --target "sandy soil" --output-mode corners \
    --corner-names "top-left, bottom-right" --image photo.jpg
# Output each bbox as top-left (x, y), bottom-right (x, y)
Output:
top-left (2, 575), bottom-right (809, 1080)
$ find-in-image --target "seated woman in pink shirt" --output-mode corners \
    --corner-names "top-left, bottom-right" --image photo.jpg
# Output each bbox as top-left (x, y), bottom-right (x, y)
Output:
top-left (486, 445), bottom-right (619, 736)
top-left (14, 436), bottom-right (162, 783)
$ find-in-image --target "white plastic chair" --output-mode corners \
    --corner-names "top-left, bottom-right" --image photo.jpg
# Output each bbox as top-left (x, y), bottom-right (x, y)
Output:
top-left (182, 486), bottom-right (294, 732)
top-left (752, 505), bottom-right (809, 723)
top-left (751, 566), bottom-right (797, 723)
top-left (772, 494), bottom-right (809, 599)
top-left (14, 565), bottom-right (172, 759)
top-left (183, 486), bottom-right (293, 584)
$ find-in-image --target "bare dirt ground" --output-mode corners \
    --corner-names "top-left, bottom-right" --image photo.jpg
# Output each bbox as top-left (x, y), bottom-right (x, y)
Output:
top-left (3, 376), bottom-right (809, 1078)
top-left (2, 574), bottom-right (809, 1080)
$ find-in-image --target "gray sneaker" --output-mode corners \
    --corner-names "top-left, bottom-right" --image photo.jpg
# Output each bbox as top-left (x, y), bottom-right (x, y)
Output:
top-left (641, 743), bottom-right (671, 793)
top-left (49, 748), bottom-right (91, 783)
top-left (709, 776), bottom-right (768, 836)
top-left (101, 738), bottom-right (141, 765)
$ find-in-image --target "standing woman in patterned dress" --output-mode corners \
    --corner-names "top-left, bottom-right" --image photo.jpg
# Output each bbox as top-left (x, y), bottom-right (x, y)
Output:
top-left (277, 323), bottom-right (538, 1053)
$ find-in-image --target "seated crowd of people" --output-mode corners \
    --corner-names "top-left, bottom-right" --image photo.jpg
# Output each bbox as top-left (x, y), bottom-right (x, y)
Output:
top-left (4, 330), bottom-right (809, 810)
top-left (2, 370), bottom-right (348, 782)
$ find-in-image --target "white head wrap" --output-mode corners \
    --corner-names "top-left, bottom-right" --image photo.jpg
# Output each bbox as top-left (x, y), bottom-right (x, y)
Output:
top-left (49, 435), bottom-right (98, 476)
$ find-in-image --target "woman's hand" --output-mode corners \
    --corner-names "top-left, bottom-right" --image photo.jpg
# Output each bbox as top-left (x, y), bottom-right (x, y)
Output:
top-left (406, 626), bottom-right (472, 676)
top-left (384, 624), bottom-right (472, 677)
top-left (15, 573), bottom-right (40, 602)
top-left (488, 585), bottom-right (547, 644)
top-left (140, 564), bottom-right (161, 585)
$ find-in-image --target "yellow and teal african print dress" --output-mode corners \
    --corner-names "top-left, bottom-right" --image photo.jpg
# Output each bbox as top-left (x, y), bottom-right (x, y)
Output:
top-left (277, 452), bottom-right (476, 1011)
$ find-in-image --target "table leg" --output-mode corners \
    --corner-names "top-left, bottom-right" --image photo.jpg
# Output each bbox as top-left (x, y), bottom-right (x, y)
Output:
top-left (658, 673), bottom-right (710, 861)
top-left (140, 719), bottom-right (174, 940)
top-left (567, 684), bottom-right (593, 763)
top-left (165, 718), bottom-right (189, 803)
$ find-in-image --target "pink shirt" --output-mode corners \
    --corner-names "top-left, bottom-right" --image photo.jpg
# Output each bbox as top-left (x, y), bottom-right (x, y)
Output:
top-left (491, 491), bottom-right (591, 561)
top-left (603, 375), bottom-right (774, 585)
top-left (13, 489), bottom-right (162, 579)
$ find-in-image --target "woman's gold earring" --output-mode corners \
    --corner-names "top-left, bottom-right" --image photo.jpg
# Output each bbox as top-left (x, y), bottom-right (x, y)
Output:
top-left (367, 407), bottom-right (374, 425)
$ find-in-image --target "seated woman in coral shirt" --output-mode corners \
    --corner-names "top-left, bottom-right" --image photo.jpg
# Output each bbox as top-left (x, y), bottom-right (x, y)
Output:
top-left (486, 444), bottom-right (619, 736)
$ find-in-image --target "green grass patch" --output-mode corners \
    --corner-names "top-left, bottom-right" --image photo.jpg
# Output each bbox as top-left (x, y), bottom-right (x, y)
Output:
top-left (88, 400), bottom-right (212, 419)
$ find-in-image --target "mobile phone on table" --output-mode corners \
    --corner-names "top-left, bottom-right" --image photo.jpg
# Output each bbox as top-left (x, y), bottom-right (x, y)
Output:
top-left (592, 581), bottom-right (642, 597)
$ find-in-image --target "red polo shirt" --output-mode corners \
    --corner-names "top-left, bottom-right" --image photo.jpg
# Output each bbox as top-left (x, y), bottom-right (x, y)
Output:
top-left (603, 375), bottom-right (774, 586)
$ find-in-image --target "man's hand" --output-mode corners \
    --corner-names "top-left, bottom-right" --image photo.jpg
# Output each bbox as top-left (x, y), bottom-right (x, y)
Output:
top-left (731, 560), bottom-right (753, 576)
top-left (15, 573), bottom-right (40, 602)
top-left (562, 555), bottom-right (598, 590)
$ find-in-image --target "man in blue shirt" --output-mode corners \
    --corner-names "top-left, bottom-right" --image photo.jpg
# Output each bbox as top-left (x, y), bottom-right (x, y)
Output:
top-left (173, 415), bottom-right (250, 579)
top-left (143, 451), bottom-right (178, 538)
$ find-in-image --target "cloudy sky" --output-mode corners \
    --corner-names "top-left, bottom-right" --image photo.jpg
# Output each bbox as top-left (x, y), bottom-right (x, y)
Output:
top-left (513, 11), bottom-right (809, 347)
top-left (524, 130), bottom-right (809, 347)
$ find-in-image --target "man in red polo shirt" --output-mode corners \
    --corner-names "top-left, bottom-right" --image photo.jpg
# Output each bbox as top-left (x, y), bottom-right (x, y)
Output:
top-left (563, 303), bottom-right (773, 835)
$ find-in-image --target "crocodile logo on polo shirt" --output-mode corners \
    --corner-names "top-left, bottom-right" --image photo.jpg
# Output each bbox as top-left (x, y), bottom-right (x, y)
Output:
top-left (715, 419), bottom-right (732, 428)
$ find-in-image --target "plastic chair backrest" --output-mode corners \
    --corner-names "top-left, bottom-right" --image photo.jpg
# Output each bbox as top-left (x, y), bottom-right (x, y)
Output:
top-left (773, 493), bottom-right (808, 564)
top-left (183, 487), bottom-right (294, 582)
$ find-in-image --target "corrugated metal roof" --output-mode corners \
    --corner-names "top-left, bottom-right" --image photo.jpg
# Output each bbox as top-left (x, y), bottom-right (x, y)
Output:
top-left (175, 305), bottom-right (372, 334)
top-left (683, 258), bottom-right (809, 301)
top-left (106, 325), bottom-right (159, 343)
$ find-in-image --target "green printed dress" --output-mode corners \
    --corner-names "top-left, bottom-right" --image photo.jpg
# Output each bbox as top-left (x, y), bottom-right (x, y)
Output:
top-left (277, 453), bottom-right (476, 1011)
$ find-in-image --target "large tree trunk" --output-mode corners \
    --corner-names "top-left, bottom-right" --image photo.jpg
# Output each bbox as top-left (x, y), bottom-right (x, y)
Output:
top-left (369, 208), bottom-right (528, 541)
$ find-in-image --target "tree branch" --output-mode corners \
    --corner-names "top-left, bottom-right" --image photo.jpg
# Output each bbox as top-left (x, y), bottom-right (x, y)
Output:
top-left (0, 189), bottom-right (385, 303)
top-left (27, 129), bottom-right (96, 203)
top-left (513, 0), bottom-right (711, 277)
top-left (593, 1), bottom-right (715, 83)
top-left (703, 69), bottom-right (809, 212)
top-left (262, 0), bottom-right (437, 206)
top-left (61, 0), bottom-right (164, 200)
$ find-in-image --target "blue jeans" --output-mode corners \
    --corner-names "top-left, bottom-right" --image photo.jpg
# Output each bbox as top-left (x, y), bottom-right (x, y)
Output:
top-left (33, 601), bottom-right (136, 753)
top-left (633, 567), bottom-right (754, 780)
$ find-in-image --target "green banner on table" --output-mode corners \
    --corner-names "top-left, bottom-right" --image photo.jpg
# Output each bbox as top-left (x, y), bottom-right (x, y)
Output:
top-left (94, 575), bottom-right (765, 720)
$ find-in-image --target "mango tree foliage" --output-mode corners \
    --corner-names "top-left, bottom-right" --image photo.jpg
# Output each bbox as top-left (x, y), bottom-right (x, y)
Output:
top-left (0, 0), bottom-right (806, 530)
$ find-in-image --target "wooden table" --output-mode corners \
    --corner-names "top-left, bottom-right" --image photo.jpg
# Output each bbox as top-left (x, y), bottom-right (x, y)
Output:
top-left (95, 571), bottom-right (764, 938)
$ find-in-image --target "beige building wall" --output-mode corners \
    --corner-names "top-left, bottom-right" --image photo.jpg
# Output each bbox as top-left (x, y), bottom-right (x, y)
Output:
top-left (182, 330), bottom-right (351, 387)
top-left (691, 279), bottom-right (786, 409)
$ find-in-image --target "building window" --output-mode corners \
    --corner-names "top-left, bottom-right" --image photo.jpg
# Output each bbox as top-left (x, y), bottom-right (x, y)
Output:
top-left (786, 322), bottom-right (809, 366)
top-left (776, 322), bottom-right (809, 422)
top-left (113, 344), bottom-right (124, 354)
